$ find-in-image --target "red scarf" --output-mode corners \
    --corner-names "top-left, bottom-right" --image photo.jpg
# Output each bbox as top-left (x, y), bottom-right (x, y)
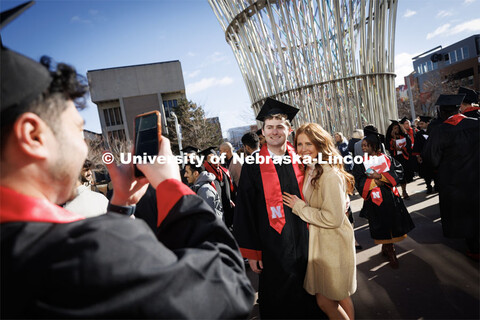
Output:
top-left (407, 127), bottom-right (415, 146)
top-left (204, 161), bottom-right (234, 192)
top-left (259, 143), bottom-right (304, 234)
top-left (463, 106), bottom-right (480, 114)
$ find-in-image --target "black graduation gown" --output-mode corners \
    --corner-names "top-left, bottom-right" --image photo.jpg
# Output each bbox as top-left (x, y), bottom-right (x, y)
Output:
top-left (353, 155), bottom-right (415, 240)
top-left (0, 180), bottom-right (255, 319)
top-left (423, 114), bottom-right (480, 239)
top-left (233, 159), bottom-right (323, 319)
top-left (463, 107), bottom-right (480, 119)
top-left (412, 129), bottom-right (434, 180)
top-left (387, 135), bottom-right (414, 183)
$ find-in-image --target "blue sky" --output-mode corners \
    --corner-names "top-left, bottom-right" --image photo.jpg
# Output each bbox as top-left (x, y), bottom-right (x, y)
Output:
top-left (2, 0), bottom-right (479, 136)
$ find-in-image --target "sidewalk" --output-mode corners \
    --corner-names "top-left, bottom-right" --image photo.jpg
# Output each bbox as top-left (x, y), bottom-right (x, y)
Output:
top-left (246, 177), bottom-right (479, 319)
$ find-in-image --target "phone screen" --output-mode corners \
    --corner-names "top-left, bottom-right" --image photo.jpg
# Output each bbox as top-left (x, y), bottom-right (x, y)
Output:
top-left (134, 111), bottom-right (161, 177)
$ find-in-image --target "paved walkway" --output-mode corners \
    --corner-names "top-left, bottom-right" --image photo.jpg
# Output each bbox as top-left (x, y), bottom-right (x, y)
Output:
top-left (246, 177), bottom-right (479, 319)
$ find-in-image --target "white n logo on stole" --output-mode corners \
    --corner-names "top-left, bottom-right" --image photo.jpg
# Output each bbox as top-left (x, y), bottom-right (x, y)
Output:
top-left (372, 191), bottom-right (381, 199)
top-left (270, 206), bottom-right (283, 219)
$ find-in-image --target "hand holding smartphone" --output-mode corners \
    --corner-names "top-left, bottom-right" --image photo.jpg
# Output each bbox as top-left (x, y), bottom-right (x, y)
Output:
top-left (134, 111), bottom-right (162, 177)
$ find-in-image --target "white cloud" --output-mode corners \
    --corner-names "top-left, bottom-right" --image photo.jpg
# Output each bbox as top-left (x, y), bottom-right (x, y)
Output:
top-left (426, 23), bottom-right (451, 39)
top-left (186, 70), bottom-right (201, 78)
top-left (208, 51), bottom-right (227, 63)
top-left (403, 9), bottom-right (417, 18)
top-left (187, 52), bottom-right (196, 57)
top-left (187, 77), bottom-right (234, 94)
top-left (464, 0), bottom-right (476, 4)
top-left (426, 19), bottom-right (480, 39)
top-left (89, 9), bottom-right (99, 16)
top-left (394, 52), bottom-right (418, 86)
top-left (436, 10), bottom-right (452, 18)
top-left (70, 16), bottom-right (92, 24)
top-left (449, 18), bottom-right (480, 35)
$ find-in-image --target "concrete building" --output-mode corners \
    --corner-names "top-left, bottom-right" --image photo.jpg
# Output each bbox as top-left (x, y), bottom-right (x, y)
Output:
top-left (412, 34), bottom-right (480, 92)
top-left (87, 61), bottom-right (186, 142)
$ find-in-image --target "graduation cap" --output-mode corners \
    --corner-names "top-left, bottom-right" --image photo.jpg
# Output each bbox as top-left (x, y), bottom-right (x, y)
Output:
top-left (418, 115), bottom-right (432, 123)
top-left (458, 87), bottom-right (479, 104)
top-left (1, 1), bottom-right (52, 113)
top-left (256, 98), bottom-right (299, 122)
top-left (363, 125), bottom-right (379, 136)
top-left (435, 94), bottom-right (465, 108)
top-left (199, 147), bottom-right (217, 157)
top-left (399, 116), bottom-right (408, 124)
top-left (389, 119), bottom-right (400, 125)
top-left (181, 146), bottom-right (199, 154)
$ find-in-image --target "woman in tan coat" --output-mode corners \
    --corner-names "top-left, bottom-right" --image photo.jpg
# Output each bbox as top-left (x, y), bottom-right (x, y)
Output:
top-left (283, 123), bottom-right (357, 320)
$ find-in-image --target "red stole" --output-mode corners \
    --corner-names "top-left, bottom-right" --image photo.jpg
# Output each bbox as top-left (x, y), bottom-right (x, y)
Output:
top-left (444, 113), bottom-right (466, 126)
top-left (204, 161), bottom-right (234, 192)
top-left (407, 127), bottom-right (415, 146)
top-left (0, 186), bottom-right (84, 224)
top-left (259, 143), bottom-right (304, 234)
top-left (463, 106), bottom-right (480, 114)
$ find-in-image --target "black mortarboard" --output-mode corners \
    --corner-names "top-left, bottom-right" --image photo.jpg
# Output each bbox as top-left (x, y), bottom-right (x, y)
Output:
top-left (256, 98), bottom-right (299, 121)
top-left (399, 116), bottom-right (408, 124)
top-left (1, 1), bottom-right (52, 113)
top-left (199, 147), bottom-right (217, 156)
top-left (389, 119), bottom-right (400, 125)
top-left (458, 87), bottom-right (479, 104)
top-left (363, 125), bottom-right (379, 136)
top-left (418, 115), bottom-right (432, 123)
top-left (181, 146), bottom-right (199, 154)
top-left (435, 94), bottom-right (465, 108)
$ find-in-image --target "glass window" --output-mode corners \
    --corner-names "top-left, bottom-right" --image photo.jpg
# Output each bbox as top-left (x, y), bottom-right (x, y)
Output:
top-left (108, 109), bottom-right (115, 126)
top-left (423, 62), bottom-right (428, 73)
top-left (433, 61), bottom-right (438, 70)
top-left (462, 47), bottom-right (470, 59)
top-left (456, 48), bottom-right (462, 61)
top-left (417, 65), bottom-right (422, 74)
top-left (450, 51), bottom-right (457, 63)
top-left (103, 109), bottom-right (111, 127)
top-left (114, 107), bottom-right (123, 125)
top-left (428, 61), bottom-right (433, 71)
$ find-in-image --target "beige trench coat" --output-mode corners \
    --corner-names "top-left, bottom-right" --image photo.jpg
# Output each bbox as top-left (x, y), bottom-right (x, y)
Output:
top-left (292, 164), bottom-right (357, 300)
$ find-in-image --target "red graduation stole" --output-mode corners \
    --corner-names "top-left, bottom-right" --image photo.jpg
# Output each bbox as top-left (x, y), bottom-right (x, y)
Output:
top-left (444, 113), bottom-right (466, 126)
top-left (259, 143), bottom-right (304, 234)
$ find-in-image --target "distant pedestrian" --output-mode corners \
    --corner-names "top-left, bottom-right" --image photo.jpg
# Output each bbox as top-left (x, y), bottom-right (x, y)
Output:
top-left (348, 129), bottom-right (363, 155)
top-left (219, 142), bottom-right (242, 188)
top-left (423, 94), bottom-right (479, 261)
top-left (184, 163), bottom-right (224, 219)
top-left (241, 131), bottom-right (260, 155)
top-left (386, 120), bottom-right (414, 199)
top-left (412, 116), bottom-right (435, 194)
top-left (458, 87), bottom-right (480, 119)
top-left (334, 132), bottom-right (353, 172)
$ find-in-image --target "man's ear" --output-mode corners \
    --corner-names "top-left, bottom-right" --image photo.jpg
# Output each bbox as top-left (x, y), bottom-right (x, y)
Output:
top-left (193, 171), bottom-right (200, 179)
top-left (13, 112), bottom-right (52, 160)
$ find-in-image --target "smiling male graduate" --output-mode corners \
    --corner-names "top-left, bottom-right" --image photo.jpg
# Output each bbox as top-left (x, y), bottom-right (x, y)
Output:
top-left (233, 98), bottom-right (325, 319)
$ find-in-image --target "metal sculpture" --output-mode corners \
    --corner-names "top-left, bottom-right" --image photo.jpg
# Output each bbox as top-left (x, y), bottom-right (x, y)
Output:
top-left (208, 0), bottom-right (398, 134)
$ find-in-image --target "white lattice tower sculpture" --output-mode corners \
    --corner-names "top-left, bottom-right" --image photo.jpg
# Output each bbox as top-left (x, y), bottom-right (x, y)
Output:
top-left (209, 0), bottom-right (399, 134)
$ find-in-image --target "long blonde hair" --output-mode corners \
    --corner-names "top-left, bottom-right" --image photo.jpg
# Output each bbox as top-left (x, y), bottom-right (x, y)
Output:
top-left (295, 123), bottom-right (355, 194)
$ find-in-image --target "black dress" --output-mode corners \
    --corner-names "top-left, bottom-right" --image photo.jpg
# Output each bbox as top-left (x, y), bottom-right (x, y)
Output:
top-left (353, 154), bottom-right (415, 242)
top-left (233, 155), bottom-right (324, 319)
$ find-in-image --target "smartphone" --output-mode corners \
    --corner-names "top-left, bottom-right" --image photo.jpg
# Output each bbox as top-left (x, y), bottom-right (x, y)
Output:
top-left (134, 110), bottom-right (162, 177)
top-left (366, 168), bottom-right (375, 175)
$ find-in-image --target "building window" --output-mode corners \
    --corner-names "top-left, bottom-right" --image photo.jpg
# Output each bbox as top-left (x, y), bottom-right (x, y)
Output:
top-left (162, 99), bottom-right (178, 117)
top-left (456, 48), bottom-right (463, 61)
top-left (417, 65), bottom-right (422, 74)
top-left (433, 61), bottom-right (438, 70)
top-left (107, 129), bottom-right (126, 142)
top-left (103, 106), bottom-right (123, 127)
top-left (449, 51), bottom-right (457, 63)
top-left (462, 47), bottom-right (470, 59)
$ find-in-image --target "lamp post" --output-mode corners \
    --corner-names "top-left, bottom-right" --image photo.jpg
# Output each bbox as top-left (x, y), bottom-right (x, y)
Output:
top-left (170, 111), bottom-right (183, 165)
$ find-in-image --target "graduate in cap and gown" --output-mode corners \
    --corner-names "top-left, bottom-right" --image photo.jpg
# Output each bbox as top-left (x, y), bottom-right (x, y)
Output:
top-left (423, 94), bottom-right (480, 260)
top-left (412, 116), bottom-right (436, 193)
top-left (0, 3), bottom-right (254, 318)
top-left (458, 87), bottom-right (480, 119)
top-left (234, 98), bottom-right (325, 319)
top-left (200, 146), bottom-right (235, 229)
top-left (385, 119), bottom-right (414, 199)
top-left (353, 132), bottom-right (415, 268)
